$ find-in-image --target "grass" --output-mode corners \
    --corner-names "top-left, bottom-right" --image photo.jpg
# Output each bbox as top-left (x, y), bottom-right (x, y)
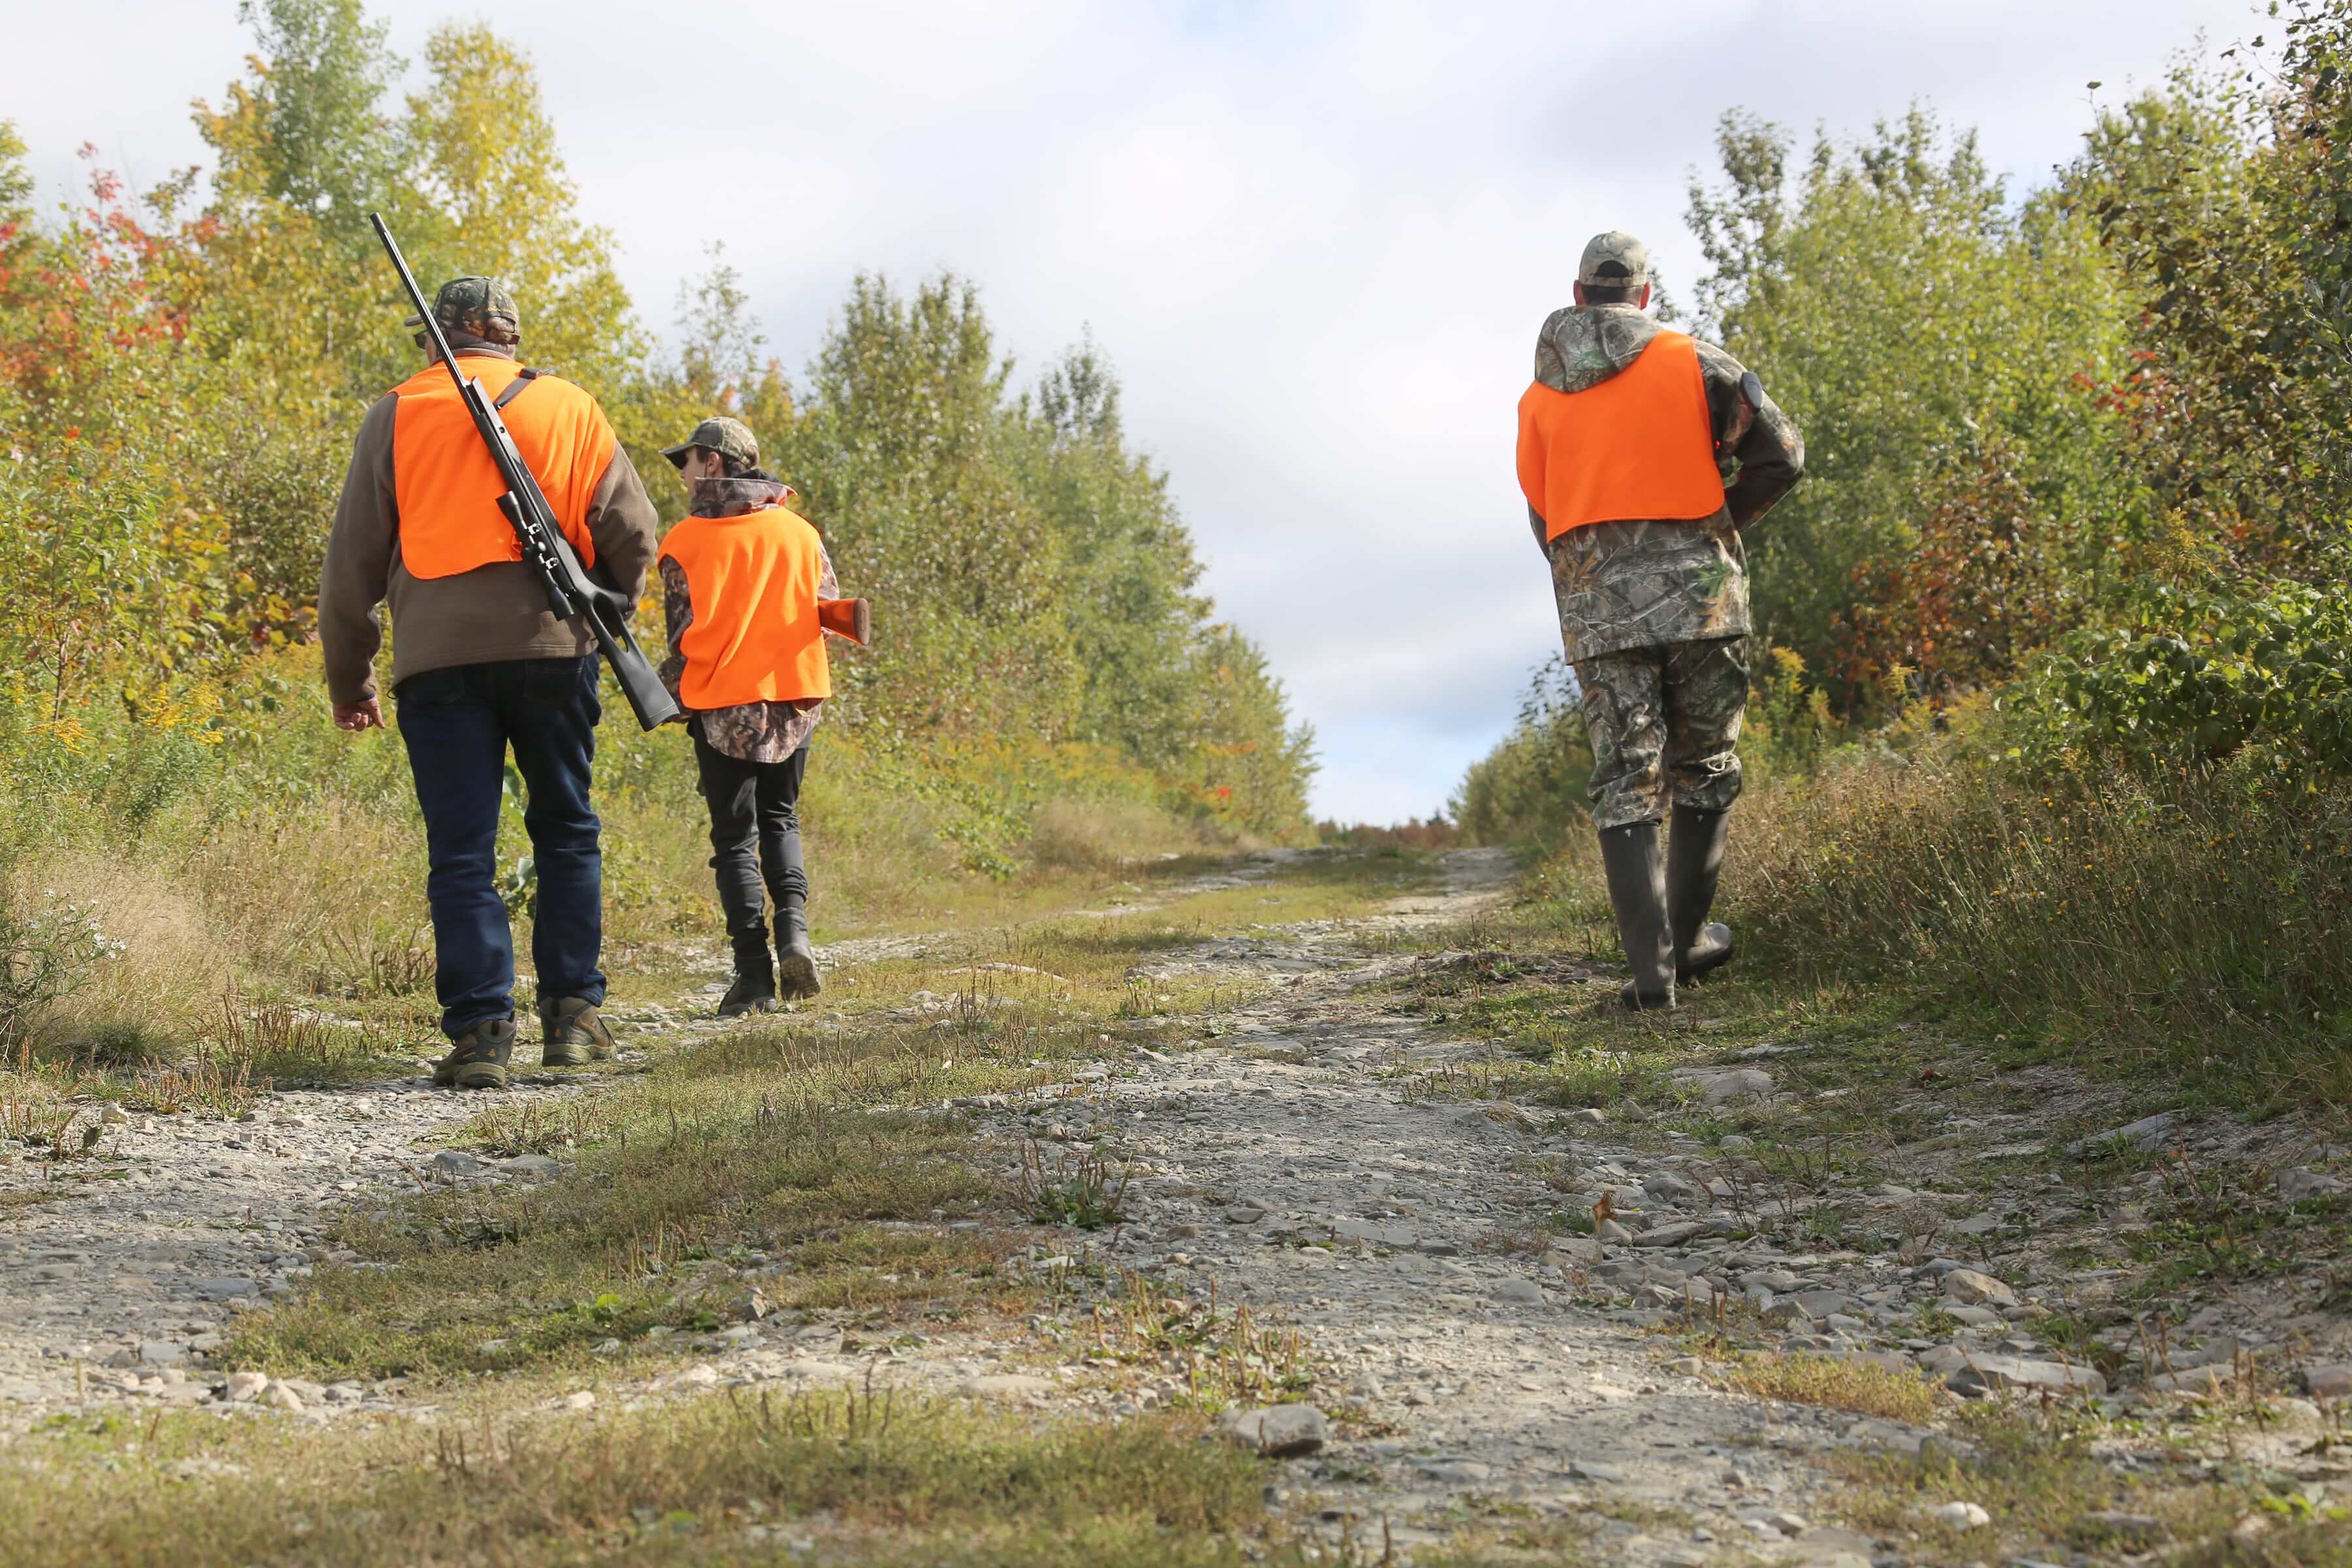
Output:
top-left (0, 1387), bottom-right (1337, 1568)
top-left (1708, 1349), bottom-right (1944, 1422)
top-left (219, 853), bottom-right (1417, 1388)
top-left (1827, 1405), bottom-right (2352, 1567)
top-left (1086, 1269), bottom-right (1317, 1413)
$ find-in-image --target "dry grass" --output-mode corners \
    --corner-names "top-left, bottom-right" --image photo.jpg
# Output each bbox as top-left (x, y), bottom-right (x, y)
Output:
top-left (1710, 1350), bottom-right (1944, 1422)
top-left (0, 1387), bottom-right (1319, 1568)
top-left (1030, 795), bottom-right (1226, 870)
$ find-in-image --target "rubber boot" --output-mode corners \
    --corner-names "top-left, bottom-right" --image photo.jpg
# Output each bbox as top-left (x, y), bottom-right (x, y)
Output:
top-left (719, 921), bottom-right (778, 1019)
top-left (1597, 823), bottom-right (1675, 1011)
top-left (776, 899), bottom-right (821, 1002)
top-left (1667, 804), bottom-right (1737, 985)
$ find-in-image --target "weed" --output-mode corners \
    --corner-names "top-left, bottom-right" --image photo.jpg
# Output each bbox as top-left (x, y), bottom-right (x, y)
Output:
top-left (1019, 1140), bottom-right (1131, 1231)
top-left (1088, 1271), bottom-right (1315, 1411)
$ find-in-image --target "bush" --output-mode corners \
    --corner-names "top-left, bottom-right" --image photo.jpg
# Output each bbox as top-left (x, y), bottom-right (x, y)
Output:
top-left (0, 890), bottom-right (121, 1058)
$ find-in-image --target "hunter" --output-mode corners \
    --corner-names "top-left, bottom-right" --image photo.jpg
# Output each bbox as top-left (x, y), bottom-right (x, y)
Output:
top-left (657, 417), bottom-right (868, 1017)
top-left (1516, 231), bottom-right (1805, 1009)
top-left (321, 276), bottom-right (660, 1087)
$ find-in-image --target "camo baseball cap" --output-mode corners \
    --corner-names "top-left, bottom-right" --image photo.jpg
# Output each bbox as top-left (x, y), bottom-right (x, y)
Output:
top-left (1578, 231), bottom-right (1650, 291)
top-left (405, 276), bottom-right (520, 340)
top-left (662, 416), bottom-right (759, 471)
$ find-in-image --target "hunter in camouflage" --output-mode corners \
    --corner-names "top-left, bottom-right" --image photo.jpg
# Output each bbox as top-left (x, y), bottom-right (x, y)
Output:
top-left (1518, 230), bottom-right (1805, 1009)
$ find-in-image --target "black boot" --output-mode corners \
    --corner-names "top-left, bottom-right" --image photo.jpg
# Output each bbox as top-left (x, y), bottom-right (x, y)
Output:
top-left (1668, 805), bottom-right (1737, 985)
top-left (1597, 823), bottom-right (1675, 1011)
top-left (719, 921), bottom-right (778, 1019)
top-left (776, 898), bottom-right (821, 1002)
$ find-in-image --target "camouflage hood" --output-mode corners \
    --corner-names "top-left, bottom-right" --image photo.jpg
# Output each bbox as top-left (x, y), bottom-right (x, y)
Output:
top-left (1533, 303), bottom-right (1665, 394)
top-left (687, 473), bottom-right (800, 519)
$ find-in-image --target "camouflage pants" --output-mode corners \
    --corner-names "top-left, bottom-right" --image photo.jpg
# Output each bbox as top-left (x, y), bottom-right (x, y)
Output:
top-left (1571, 638), bottom-right (1748, 833)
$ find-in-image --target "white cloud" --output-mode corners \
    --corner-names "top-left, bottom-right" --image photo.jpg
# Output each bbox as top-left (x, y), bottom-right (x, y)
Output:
top-left (3, 0), bottom-right (2261, 819)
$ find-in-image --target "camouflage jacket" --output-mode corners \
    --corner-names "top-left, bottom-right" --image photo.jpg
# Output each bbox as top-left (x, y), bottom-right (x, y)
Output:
top-left (1528, 304), bottom-right (1804, 662)
top-left (658, 474), bottom-right (836, 764)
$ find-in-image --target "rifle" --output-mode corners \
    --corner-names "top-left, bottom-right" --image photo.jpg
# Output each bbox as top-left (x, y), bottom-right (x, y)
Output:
top-left (368, 212), bottom-right (681, 730)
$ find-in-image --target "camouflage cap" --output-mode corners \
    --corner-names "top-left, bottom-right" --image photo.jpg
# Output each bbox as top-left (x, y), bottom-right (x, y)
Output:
top-left (662, 416), bottom-right (759, 472)
top-left (406, 276), bottom-right (521, 340)
top-left (1578, 231), bottom-right (1650, 291)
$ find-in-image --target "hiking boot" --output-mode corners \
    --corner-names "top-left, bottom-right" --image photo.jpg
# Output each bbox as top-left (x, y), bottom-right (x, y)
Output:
top-left (719, 922), bottom-right (778, 1019)
top-left (433, 1018), bottom-right (516, 1090)
top-left (1597, 822), bottom-right (1675, 1011)
top-left (1668, 804), bottom-right (1736, 985)
top-left (776, 902), bottom-right (821, 1002)
top-left (537, 996), bottom-right (616, 1068)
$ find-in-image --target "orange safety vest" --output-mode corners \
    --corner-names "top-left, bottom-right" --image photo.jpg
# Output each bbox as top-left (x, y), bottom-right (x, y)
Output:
top-left (659, 506), bottom-right (833, 709)
top-left (389, 356), bottom-right (615, 579)
top-left (1516, 331), bottom-right (1725, 540)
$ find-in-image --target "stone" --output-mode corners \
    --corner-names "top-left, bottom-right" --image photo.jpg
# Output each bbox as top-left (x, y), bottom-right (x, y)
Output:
top-left (1929, 1501), bottom-right (1990, 1529)
top-left (1944, 1354), bottom-right (2105, 1397)
top-left (1492, 1279), bottom-right (1546, 1307)
top-left (1567, 1108), bottom-right (1608, 1124)
top-left (2300, 1363), bottom-right (2352, 1400)
top-left (1692, 1068), bottom-right (1774, 1104)
top-left (563, 1390), bottom-right (596, 1410)
top-left (2085, 1511), bottom-right (2166, 1546)
top-left (223, 1371), bottom-right (269, 1403)
top-left (1326, 1218), bottom-right (1416, 1249)
top-left (500, 1154), bottom-right (561, 1178)
top-left (1421, 1460), bottom-right (1493, 1485)
top-left (2148, 1365), bottom-right (2233, 1397)
top-left (1568, 1458), bottom-right (1625, 1482)
top-left (1940, 1269), bottom-right (2016, 1307)
top-left (1222, 1205), bottom-right (1267, 1225)
top-left (1642, 1173), bottom-right (1702, 1203)
top-left (1793, 1289), bottom-right (1850, 1318)
top-left (2278, 1167), bottom-right (2349, 1201)
top-left (960, 1373), bottom-right (1056, 1401)
top-left (191, 1277), bottom-right (259, 1300)
top-left (1630, 1220), bottom-right (1706, 1249)
top-left (265, 1381), bottom-right (304, 1411)
top-left (1220, 1403), bottom-right (1328, 1458)
top-left (138, 1341), bottom-right (186, 1366)
top-left (1943, 1305), bottom-right (2000, 1327)
top-left (2066, 1111), bottom-right (2180, 1156)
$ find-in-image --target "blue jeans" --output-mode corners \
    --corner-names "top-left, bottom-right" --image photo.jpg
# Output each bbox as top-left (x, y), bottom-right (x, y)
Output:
top-left (395, 657), bottom-right (607, 1040)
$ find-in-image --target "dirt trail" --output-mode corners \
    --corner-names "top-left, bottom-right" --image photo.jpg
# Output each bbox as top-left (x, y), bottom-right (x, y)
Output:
top-left (10, 847), bottom-right (2336, 1563)
top-left (979, 845), bottom-right (1901, 1565)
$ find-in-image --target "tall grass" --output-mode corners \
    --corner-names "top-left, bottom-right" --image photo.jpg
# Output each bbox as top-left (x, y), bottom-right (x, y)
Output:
top-left (0, 645), bottom-right (1275, 1058)
top-left (1723, 741), bottom-right (2352, 1108)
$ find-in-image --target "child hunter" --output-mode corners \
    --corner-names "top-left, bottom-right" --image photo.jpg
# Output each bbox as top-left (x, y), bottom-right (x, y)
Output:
top-left (658, 417), bottom-right (870, 1016)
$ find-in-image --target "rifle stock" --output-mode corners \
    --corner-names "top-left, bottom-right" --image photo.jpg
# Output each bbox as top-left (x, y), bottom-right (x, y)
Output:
top-left (370, 213), bottom-right (681, 731)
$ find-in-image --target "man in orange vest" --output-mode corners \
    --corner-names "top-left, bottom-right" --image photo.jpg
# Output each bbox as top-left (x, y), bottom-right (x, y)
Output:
top-left (657, 417), bottom-right (867, 1017)
top-left (1516, 232), bottom-right (1805, 1009)
top-left (320, 276), bottom-right (660, 1087)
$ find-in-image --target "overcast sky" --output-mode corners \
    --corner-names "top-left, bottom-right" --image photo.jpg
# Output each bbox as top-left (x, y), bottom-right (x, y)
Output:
top-left (5, 0), bottom-right (2261, 821)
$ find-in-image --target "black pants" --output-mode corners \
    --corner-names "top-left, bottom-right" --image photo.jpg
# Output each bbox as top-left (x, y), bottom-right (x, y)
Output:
top-left (693, 730), bottom-right (807, 945)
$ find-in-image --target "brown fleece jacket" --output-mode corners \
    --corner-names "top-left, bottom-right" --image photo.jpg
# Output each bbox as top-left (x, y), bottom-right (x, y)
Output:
top-left (318, 342), bottom-right (660, 706)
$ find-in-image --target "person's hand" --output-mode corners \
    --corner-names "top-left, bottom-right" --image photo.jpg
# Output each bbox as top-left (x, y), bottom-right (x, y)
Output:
top-left (333, 698), bottom-right (385, 732)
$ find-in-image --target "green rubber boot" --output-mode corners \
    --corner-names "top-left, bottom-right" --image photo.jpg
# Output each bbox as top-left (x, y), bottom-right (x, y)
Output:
top-left (1668, 804), bottom-right (1737, 985)
top-left (1597, 822), bottom-right (1676, 1012)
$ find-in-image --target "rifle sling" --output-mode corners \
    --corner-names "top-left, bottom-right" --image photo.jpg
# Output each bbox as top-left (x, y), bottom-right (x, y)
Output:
top-left (493, 367), bottom-right (543, 411)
